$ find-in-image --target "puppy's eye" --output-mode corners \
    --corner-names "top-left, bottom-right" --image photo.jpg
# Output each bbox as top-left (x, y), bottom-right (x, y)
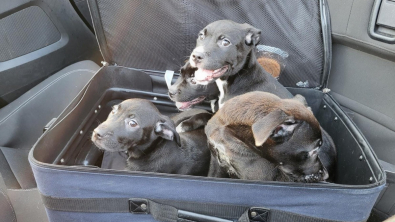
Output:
top-left (198, 32), bottom-right (205, 40)
top-left (129, 120), bottom-right (138, 127)
top-left (190, 79), bottom-right (196, 85)
top-left (300, 151), bottom-right (309, 160)
top-left (222, 38), bottom-right (231, 47)
top-left (190, 73), bottom-right (195, 78)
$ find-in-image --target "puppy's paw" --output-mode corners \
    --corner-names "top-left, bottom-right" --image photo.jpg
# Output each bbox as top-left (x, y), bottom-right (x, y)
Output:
top-left (176, 121), bottom-right (193, 133)
top-left (176, 123), bottom-right (186, 133)
top-left (302, 172), bottom-right (326, 183)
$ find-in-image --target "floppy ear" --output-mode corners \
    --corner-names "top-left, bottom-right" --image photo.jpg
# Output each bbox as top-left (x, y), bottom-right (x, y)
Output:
top-left (154, 117), bottom-right (181, 146)
top-left (245, 27), bottom-right (262, 46)
top-left (180, 61), bottom-right (197, 77)
top-left (180, 61), bottom-right (190, 74)
top-left (251, 109), bottom-right (298, 146)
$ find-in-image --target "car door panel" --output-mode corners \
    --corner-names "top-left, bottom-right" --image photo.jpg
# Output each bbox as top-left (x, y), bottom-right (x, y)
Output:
top-left (327, 0), bottom-right (395, 219)
top-left (0, 0), bottom-right (101, 108)
top-left (328, 0), bottom-right (395, 61)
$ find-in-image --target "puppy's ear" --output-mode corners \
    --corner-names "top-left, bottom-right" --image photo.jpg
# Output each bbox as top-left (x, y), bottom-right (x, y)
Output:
top-left (245, 26), bottom-right (262, 46)
top-left (252, 109), bottom-right (298, 146)
top-left (180, 61), bottom-right (190, 74)
top-left (180, 61), bottom-right (197, 77)
top-left (155, 117), bottom-right (181, 146)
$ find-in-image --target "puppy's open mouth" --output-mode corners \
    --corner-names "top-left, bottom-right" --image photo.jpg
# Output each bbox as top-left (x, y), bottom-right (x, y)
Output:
top-left (175, 96), bottom-right (206, 110)
top-left (194, 65), bottom-right (229, 84)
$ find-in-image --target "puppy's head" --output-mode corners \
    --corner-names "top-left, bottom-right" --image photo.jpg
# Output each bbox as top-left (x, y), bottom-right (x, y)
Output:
top-left (168, 62), bottom-right (219, 110)
top-left (189, 20), bottom-right (261, 85)
top-left (92, 99), bottom-right (180, 158)
top-left (251, 96), bottom-right (328, 182)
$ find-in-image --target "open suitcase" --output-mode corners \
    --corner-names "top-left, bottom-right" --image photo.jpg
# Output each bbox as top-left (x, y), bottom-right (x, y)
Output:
top-left (29, 0), bottom-right (386, 221)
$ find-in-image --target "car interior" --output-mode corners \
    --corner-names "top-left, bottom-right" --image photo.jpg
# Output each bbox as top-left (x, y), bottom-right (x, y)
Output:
top-left (0, 0), bottom-right (394, 221)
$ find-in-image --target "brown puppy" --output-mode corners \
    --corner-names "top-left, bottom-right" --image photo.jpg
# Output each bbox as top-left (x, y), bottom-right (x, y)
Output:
top-left (205, 92), bottom-right (336, 182)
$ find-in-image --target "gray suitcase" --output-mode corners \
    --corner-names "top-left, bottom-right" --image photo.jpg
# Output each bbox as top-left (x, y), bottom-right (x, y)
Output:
top-left (29, 0), bottom-right (385, 221)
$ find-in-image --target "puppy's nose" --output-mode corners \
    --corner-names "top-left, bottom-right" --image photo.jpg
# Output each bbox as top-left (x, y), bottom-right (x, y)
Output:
top-left (93, 129), bottom-right (103, 140)
top-left (168, 89), bottom-right (180, 98)
top-left (192, 52), bottom-right (205, 63)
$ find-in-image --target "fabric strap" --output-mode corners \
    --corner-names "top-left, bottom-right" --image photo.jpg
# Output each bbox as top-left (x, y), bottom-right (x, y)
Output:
top-left (41, 194), bottom-right (348, 222)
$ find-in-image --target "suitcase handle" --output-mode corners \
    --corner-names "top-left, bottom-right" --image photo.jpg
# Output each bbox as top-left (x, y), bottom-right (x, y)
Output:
top-left (129, 198), bottom-right (242, 222)
top-left (41, 194), bottom-right (343, 222)
top-left (128, 198), bottom-right (336, 222)
top-left (178, 210), bottom-right (234, 222)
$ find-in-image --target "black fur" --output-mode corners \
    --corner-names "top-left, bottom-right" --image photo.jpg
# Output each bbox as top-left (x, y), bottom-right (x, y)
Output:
top-left (92, 99), bottom-right (212, 176)
top-left (168, 62), bottom-right (219, 111)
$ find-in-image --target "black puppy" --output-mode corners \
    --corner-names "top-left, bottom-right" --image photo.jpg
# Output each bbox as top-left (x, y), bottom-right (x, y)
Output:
top-left (168, 57), bottom-right (283, 112)
top-left (205, 92), bottom-right (336, 182)
top-left (189, 20), bottom-right (292, 107)
top-left (168, 62), bottom-right (220, 112)
top-left (92, 99), bottom-right (211, 176)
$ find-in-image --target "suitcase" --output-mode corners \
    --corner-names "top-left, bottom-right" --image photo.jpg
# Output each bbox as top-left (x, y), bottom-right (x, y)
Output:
top-left (29, 0), bottom-right (386, 221)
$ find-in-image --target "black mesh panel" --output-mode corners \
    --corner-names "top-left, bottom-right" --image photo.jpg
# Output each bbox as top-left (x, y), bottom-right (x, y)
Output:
top-left (0, 6), bottom-right (61, 62)
top-left (93, 0), bottom-right (324, 88)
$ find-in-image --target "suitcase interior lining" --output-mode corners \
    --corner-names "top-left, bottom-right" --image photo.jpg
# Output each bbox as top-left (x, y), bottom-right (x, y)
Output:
top-left (44, 67), bottom-right (379, 186)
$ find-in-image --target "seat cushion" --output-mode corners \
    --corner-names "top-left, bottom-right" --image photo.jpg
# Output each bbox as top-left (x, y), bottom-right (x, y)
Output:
top-left (0, 148), bottom-right (19, 189)
top-left (0, 60), bottom-right (99, 189)
top-left (8, 188), bottom-right (48, 222)
top-left (0, 147), bottom-right (34, 189)
top-left (0, 60), bottom-right (99, 149)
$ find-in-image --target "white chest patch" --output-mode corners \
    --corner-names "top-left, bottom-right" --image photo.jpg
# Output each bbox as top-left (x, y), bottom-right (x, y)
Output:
top-left (210, 99), bottom-right (217, 113)
top-left (215, 79), bottom-right (227, 109)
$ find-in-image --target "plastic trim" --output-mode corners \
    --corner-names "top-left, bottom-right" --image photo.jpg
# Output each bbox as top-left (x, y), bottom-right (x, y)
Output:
top-left (368, 0), bottom-right (395, 44)
top-left (87, 0), bottom-right (112, 63)
top-left (320, 0), bottom-right (333, 88)
top-left (324, 93), bottom-right (385, 185)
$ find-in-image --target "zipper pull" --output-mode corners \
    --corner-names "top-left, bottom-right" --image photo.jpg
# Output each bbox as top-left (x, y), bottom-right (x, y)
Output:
top-left (101, 61), bottom-right (109, 67)
top-left (323, 88), bottom-right (331, 93)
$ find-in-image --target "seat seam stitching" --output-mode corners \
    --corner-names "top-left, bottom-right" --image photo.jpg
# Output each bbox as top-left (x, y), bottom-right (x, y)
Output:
top-left (7, 188), bottom-right (38, 191)
top-left (0, 69), bottom-right (96, 125)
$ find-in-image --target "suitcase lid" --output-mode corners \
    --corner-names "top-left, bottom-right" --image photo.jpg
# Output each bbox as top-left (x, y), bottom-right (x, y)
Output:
top-left (87, 0), bottom-right (332, 89)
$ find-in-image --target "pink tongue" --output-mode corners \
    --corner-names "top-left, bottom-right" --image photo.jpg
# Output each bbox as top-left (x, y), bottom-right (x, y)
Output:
top-left (176, 102), bottom-right (190, 109)
top-left (195, 69), bottom-right (214, 81)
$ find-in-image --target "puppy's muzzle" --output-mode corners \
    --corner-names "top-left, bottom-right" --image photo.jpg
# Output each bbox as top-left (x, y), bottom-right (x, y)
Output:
top-left (168, 89), bottom-right (180, 99)
top-left (191, 51), bottom-right (205, 64)
top-left (92, 129), bottom-right (111, 141)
